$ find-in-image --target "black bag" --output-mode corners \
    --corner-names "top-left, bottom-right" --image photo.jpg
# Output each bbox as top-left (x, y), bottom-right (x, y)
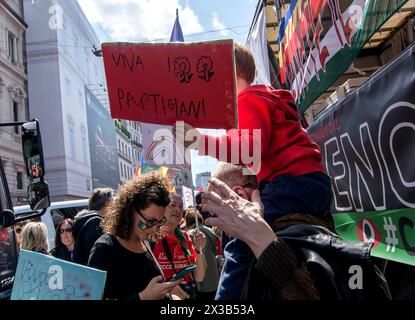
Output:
top-left (243, 224), bottom-right (392, 300)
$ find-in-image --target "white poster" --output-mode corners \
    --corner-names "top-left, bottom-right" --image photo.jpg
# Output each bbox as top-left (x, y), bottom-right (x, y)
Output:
top-left (246, 5), bottom-right (271, 85)
top-left (182, 185), bottom-right (194, 209)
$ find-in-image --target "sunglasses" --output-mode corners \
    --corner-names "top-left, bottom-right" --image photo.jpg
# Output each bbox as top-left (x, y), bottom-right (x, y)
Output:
top-left (59, 227), bottom-right (72, 234)
top-left (136, 211), bottom-right (167, 231)
top-left (15, 228), bottom-right (22, 234)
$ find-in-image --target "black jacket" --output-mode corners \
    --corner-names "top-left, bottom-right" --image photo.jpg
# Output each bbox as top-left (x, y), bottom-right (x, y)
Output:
top-left (50, 244), bottom-right (73, 262)
top-left (72, 210), bottom-right (103, 266)
top-left (243, 224), bottom-right (391, 300)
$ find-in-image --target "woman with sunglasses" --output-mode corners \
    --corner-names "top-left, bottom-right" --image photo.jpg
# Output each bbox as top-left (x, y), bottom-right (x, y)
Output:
top-left (152, 193), bottom-right (207, 300)
top-left (14, 221), bottom-right (28, 247)
top-left (88, 172), bottom-right (182, 300)
top-left (50, 219), bottom-right (74, 262)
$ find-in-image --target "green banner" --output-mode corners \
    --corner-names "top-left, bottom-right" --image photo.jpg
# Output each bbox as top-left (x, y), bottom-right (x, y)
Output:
top-left (333, 209), bottom-right (415, 266)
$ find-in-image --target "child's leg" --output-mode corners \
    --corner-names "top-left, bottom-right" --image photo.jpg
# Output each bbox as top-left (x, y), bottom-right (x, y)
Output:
top-left (260, 172), bottom-right (333, 224)
top-left (215, 238), bottom-right (252, 300)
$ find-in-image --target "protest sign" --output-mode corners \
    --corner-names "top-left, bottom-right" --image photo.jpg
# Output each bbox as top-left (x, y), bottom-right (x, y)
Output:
top-left (307, 45), bottom-right (415, 266)
top-left (182, 185), bottom-right (194, 209)
top-left (102, 40), bottom-right (237, 129)
top-left (11, 250), bottom-right (106, 300)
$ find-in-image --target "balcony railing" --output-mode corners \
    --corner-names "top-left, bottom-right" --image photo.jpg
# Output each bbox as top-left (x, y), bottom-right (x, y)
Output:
top-left (115, 119), bottom-right (131, 139)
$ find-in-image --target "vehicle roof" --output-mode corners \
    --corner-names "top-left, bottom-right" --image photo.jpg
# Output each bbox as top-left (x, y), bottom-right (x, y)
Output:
top-left (14, 199), bottom-right (89, 213)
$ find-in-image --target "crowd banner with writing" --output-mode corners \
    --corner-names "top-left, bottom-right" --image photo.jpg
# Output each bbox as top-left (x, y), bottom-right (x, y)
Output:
top-left (182, 185), bottom-right (194, 209)
top-left (277, 0), bottom-right (408, 114)
top-left (11, 250), bottom-right (106, 300)
top-left (102, 40), bottom-right (237, 129)
top-left (85, 87), bottom-right (120, 189)
top-left (307, 44), bottom-right (415, 266)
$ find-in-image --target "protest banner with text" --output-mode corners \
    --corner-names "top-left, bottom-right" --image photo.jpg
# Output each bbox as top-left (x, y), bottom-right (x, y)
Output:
top-left (102, 40), bottom-right (237, 129)
top-left (307, 45), bottom-right (415, 266)
top-left (11, 250), bottom-right (106, 300)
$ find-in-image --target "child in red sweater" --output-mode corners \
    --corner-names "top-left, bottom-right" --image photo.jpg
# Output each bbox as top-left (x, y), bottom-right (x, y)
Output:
top-left (179, 43), bottom-right (333, 299)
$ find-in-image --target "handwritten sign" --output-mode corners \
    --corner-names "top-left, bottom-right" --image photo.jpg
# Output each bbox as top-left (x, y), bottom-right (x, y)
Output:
top-left (11, 250), bottom-right (106, 300)
top-left (102, 40), bottom-right (237, 129)
top-left (182, 185), bottom-right (194, 209)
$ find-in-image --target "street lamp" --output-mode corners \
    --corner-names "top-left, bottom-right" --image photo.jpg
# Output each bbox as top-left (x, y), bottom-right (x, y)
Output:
top-left (92, 45), bottom-right (102, 57)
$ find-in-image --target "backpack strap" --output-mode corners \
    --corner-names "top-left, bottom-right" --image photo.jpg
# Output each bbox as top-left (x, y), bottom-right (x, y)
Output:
top-left (161, 238), bottom-right (177, 274)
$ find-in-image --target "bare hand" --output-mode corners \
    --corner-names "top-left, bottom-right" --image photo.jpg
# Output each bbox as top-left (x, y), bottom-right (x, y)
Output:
top-left (202, 178), bottom-right (277, 258)
top-left (171, 285), bottom-right (189, 300)
top-left (192, 230), bottom-right (206, 250)
top-left (139, 275), bottom-right (181, 300)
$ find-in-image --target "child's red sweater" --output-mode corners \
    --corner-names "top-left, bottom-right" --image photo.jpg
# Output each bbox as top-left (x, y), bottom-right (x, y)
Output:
top-left (197, 85), bottom-right (324, 183)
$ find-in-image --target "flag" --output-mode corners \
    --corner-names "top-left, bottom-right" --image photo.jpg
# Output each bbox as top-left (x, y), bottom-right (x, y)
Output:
top-left (134, 154), bottom-right (145, 177)
top-left (160, 166), bottom-right (169, 178)
top-left (170, 8), bottom-right (184, 42)
top-left (277, 0), bottom-right (408, 113)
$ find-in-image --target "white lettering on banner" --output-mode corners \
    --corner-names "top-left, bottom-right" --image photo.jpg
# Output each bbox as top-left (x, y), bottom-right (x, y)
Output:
top-left (379, 102), bottom-right (415, 208)
top-left (383, 217), bottom-right (399, 253)
top-left (340, 123), bottom-right (386, 212)
top-left (325, 137), bottom-right (353, 211)
top-left (324, 102), bottom-right (415, 212)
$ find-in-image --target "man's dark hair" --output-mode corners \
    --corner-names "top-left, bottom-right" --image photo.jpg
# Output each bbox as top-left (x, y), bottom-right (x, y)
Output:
top-left (88, 188), bottom-right (114, 211)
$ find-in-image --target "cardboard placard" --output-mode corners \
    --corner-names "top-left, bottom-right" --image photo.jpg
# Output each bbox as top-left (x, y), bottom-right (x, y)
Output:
top-left (102, 40), bottom-right (237, 129)
top-left (11, 250), bottom-right (106, 300)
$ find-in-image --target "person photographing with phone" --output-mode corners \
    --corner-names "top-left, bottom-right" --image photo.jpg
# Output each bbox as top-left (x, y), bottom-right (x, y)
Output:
top-left (152, 193), bottom-right (207, 300)
top-left (88, 172), bottom-right (182, 300)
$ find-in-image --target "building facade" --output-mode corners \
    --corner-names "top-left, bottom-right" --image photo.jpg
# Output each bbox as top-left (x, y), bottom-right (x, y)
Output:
top-left (0, 0), bottom-right (28, 206)
top-left (116, 119), bottom-right (133, 184)
top-left (24, 0), bottom-right (116, 200)
top-left (128, 120), bottom-right (143, 174)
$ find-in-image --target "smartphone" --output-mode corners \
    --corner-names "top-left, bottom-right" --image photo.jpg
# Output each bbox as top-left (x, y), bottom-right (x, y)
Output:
top-left (166, 264), bottom-right (196, 282)
top-left (201, 210), bottom-right (216, 221)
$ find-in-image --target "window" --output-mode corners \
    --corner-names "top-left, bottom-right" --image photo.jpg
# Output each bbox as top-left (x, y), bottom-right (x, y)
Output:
top-left (8, 32), bottom-right (16, 63)
top-left (120, 163), bottom-right (123, 177)
top-left (16, 172), bottom-right (23, 190)
top-left (81, 125), bottom-right (87, 164)
top-left (69, 127), bottom-right (76, 159)
top-left (65, 77), bottom-right (71, 96)
top-left (67, 115), bottom-right (75, 159)
top-left (86, 179), bottom-right (91, 191)
top-left (12, 102), bottom-right (19, 134)
top-left (78, 91), bottom-right (83, 109)
top-left (118, 139), bottom-right (121, 151)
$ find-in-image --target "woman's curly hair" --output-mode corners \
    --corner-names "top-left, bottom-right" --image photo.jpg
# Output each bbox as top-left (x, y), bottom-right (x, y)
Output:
top-left (102, 171), bottom-right (171, 240)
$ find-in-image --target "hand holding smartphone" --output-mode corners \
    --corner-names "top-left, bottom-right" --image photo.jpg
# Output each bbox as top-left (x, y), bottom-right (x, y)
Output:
top-left (166, 264), bottom-right (196, 282)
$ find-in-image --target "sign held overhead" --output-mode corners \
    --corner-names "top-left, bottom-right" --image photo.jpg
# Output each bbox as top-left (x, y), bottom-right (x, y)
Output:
top-left (102, 40), bottom-right (237, 129)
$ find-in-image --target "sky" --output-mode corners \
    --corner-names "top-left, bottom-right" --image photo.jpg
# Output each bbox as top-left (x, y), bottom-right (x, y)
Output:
top-left (77, 0), bottom-right (259, 185)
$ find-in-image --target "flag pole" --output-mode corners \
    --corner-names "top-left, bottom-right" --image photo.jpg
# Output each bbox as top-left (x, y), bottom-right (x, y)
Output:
top-left (189, 177), bottom-right (202, 254)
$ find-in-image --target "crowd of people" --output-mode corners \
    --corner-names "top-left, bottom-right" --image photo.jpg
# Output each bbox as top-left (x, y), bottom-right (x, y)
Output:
top-left (13, 42), bottom-right (391, 300)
